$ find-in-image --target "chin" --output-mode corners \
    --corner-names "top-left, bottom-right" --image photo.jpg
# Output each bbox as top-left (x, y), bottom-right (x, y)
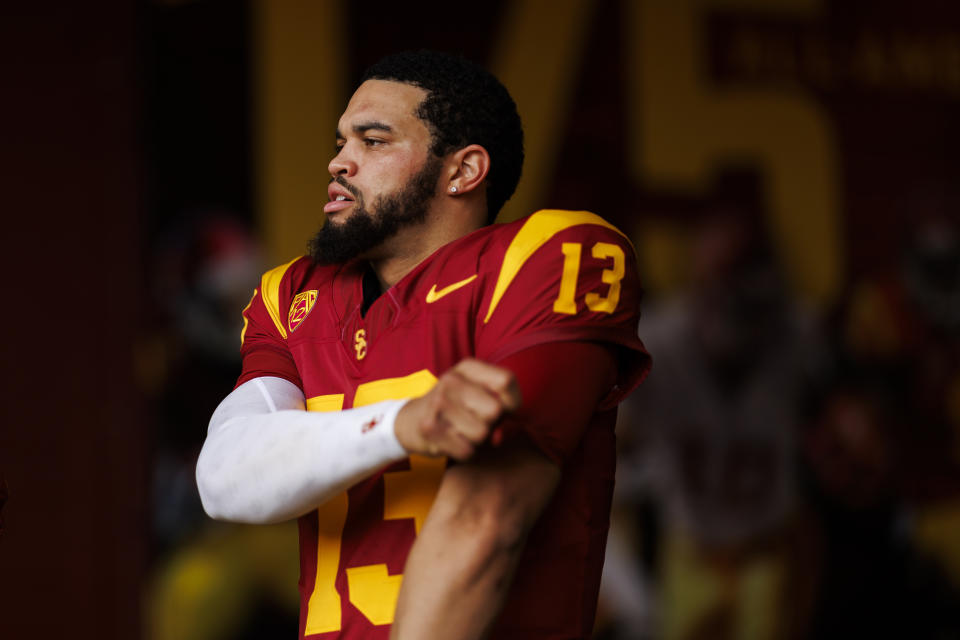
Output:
top-left (323, 210), bottom-right (352, 225)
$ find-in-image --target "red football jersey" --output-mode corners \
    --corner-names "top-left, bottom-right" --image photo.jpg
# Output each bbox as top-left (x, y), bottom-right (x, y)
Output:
top-left (238, 209), bottom-right (650, 639)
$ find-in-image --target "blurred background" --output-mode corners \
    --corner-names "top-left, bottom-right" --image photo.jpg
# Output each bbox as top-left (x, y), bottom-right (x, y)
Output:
top-left (2, 0), bottom-right (960, 637)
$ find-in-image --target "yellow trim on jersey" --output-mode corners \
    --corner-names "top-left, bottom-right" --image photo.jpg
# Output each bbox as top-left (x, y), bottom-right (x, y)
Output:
top-left (259, 257), bottom-right (301, 340)
top-left (306, 394), bottom-right (346, 413)
top-left (239, 288), bottom-right (257, 346)
top-left (483, 210), bottom-right (632, 323)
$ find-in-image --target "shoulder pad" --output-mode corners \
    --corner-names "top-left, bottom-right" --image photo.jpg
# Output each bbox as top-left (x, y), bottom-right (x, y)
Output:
top-left (255, 256), bottom-right (302, 340)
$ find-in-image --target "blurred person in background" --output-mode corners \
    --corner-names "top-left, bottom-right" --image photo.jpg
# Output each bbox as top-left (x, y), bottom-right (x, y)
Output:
top-left (150, 213), bottom-right (265, 549)
top-left (840, 213), bottom-right (960, 505)
top-left (604, 210), bottom-right (823, 640)
top-left (802, 375), bottom-right (960, 639)
top-left (195, 50), bottom-right (650, 640)
top-left (808, 209), bottom-right (960, 637)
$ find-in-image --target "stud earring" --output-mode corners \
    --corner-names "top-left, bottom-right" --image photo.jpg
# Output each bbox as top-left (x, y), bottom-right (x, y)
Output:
top-left (449, 186), bottom-right (458, 193)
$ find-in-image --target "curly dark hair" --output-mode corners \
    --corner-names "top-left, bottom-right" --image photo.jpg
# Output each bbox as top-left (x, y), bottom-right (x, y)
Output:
top-left (360, 50), bottom-right (524, 224)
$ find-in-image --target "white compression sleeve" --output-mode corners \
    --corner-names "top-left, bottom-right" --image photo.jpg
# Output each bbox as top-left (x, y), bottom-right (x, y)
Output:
top-left (196, 376), bottom-right (409, 524)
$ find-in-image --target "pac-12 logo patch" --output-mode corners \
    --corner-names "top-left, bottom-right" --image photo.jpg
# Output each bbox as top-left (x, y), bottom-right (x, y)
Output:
top-left (288, 290), bottom-right (318, 333)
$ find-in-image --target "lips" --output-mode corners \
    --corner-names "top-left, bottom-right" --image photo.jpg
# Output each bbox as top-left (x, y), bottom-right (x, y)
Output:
top-left (325, 181), bottom-right (356, 214)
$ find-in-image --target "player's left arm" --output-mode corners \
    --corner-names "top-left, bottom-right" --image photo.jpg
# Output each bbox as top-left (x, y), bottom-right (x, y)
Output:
top-left (390, 339), bottom-right (618, 640)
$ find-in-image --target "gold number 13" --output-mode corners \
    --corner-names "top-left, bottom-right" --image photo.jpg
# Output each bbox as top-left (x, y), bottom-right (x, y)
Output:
top-left (553, 241), bottom-right (626, 315)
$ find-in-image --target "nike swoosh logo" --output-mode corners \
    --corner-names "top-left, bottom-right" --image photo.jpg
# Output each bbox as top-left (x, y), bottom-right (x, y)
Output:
top-left (425, 274), bottom-right (478, 303)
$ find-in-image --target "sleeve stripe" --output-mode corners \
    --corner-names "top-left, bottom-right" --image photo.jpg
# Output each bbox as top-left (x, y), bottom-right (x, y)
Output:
top-left (239, 288), bottom-right (257, 346)
top-left (483, 210), bottom-right (633, 323)
top-left (260, 256), bottom-right (301, 340)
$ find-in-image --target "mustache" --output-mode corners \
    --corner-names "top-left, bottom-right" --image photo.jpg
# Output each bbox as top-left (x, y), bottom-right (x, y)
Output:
top-left (331, 176), bottom-right (361, 199)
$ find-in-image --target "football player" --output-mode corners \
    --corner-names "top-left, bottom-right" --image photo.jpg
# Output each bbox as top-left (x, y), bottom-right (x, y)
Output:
top-left (197, 50), bottom-right (650, 639)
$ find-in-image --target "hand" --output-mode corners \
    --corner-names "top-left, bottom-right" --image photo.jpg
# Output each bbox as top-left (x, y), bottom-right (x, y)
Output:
top-left (395, 359), bottom-right (521, 461)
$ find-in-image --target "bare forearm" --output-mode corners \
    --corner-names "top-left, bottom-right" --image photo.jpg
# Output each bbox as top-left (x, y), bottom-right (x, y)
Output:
top-left (391, 342), bottom-right (617, 636)
top-left (390, 448), bottom-right (560, 640)
top-left (390, 514), bottom-right (525, 640)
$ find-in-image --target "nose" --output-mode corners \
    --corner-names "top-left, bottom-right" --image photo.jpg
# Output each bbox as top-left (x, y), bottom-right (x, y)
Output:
top-left (328, 145), bottom-right (357, 178)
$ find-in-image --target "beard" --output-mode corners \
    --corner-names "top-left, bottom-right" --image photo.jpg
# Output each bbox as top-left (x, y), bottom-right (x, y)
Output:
top-left (309, 154), bottom-right (443, 264)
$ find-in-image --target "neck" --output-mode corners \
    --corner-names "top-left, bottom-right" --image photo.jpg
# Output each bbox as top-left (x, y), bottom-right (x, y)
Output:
top-left (368, 201), bottom-right (486, 291)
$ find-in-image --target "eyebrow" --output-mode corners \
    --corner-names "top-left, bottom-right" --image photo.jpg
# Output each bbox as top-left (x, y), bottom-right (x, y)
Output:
top-left (335, 121), bottom-right (394, 139)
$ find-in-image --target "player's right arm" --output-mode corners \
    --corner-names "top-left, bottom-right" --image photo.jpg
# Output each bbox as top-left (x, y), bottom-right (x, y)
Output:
top-left (196, 375), bottom-right (406, 524)
top-left (196, 361), bottom-right (519, 524)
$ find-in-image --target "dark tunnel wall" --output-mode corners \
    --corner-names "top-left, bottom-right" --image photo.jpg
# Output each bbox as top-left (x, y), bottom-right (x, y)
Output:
top-left (0, 3), bottom-right (146, 638)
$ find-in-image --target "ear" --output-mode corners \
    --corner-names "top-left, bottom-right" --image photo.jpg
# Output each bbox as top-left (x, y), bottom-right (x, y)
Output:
top-left (444, 144), bottom-right (490, 196)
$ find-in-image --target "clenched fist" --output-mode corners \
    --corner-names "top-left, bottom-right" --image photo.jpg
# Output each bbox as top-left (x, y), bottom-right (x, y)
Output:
top-left (395, 359), bottom-right (521, 461)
